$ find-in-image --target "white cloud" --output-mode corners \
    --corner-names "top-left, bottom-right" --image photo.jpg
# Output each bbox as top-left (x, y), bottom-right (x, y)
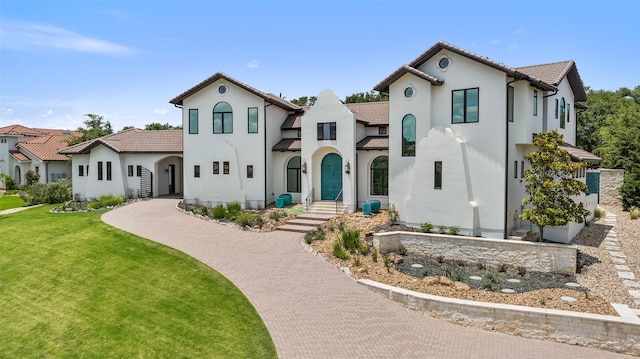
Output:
top-left (247, 59), bottom-right (261, 69)
top-left (154, 109), bottom-right (167, 116)
top-left (41, 109), bottom-right (53, 118)
top-left (1, 108), bottom-right (14, 115)
top-left (490, 39), bottom-right (501, 45)
top-left (0, 21), bottom-right (136, 55)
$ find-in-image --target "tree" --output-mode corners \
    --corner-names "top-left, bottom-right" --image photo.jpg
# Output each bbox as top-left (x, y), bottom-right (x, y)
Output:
top-left (620, 152), bottom-right (640, 210)
top-left (67, 114), bottom-right (113, 145)
top-left (25, 170), bottom-right (40, 187)
top-left (144, 122), bottom-right (180, 130)
top-left (520, 130), bottom-right (590, 241)
top-left (290, 96), bottom-right (316, 106)
top-left (344, 91), bottom-right (388, 103)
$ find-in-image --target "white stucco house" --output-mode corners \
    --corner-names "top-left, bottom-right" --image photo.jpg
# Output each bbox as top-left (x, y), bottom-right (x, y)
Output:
top-left (166, 41), bottom-right (599, 243)
top-left (59, 129), bottom-right (183, 200)
top-left (0, 124), bottom-right (81, 187)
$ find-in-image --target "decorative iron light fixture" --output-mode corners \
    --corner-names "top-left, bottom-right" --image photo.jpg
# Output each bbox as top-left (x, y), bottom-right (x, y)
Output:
top-left (301, 160), bottom-right (307, 174)
top-left (344, 160), bottom-right (350, 174)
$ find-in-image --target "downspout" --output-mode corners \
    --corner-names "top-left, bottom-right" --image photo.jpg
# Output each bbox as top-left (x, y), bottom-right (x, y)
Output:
top-left (264, 103), bottom-right (272, 208)
top-left (504, 78), bottom-right (519, 239)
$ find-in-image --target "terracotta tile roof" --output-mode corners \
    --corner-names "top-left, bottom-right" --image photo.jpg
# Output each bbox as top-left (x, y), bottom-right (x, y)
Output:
top-left (9, 150), bottom-right (30, 161)
top-left (271, 138), bottom-right (301, 152)
top-left (0, 124), bottom-right (49, 137)
top-left (374, 65), bottom-right (444, 92)
top-left (345, 102), bottom-right (389, 126)
top-left (356, 136), bottom-right (389, 150)
top-left (170, 72), bottom-right (302, 112)
top-left (60, 128), bottom-right (182, 154)
top-left (560, 143), bottom-right (602, 163)
top-left (17, 134), bottom-right (76, 161)
top-left (376, 41), bottom-right (557, 93)
top-left (280, 106), bottom-right (310, 129)
top-left (515, 61), bottom-right (587, 101)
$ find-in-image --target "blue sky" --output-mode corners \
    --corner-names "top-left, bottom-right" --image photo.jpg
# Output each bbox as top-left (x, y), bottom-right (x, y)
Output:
top-left (1, 0), bottom-right (638, 131)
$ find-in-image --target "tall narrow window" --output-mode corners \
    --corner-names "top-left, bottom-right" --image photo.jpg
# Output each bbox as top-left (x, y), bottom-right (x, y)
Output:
top-left (286, 156), bottom-right (301, 193)
top-left (248, 107), bottom-right (258, 133)
top-left (567, 104), bottom-right (571, 123)
top-left (316, 122), bottom-right (336, 140)
top-left (97, 161), bottom-right (103, 181)
top-left (514, 161), bottom-right (518, 178)
top-left (370, 156), bottom-right (389, 196)
top-left (247, 165), bottom-right (254, 178)
top-left (136, 165), bottom-right (142, 177)
top-left (555, 99), bottom-right (559, 119)
top-left (559, 97), bottom-right (566, 128)
top-left (434, 161), bottom-right (443, 189)
top-left (533, 90), bottom-right (538, 116)
top-left (213, 161), bottom-right (219, 174)
top-left (521, 161), bottom-right (525, 178)
top-left (223, 161), bottom-right (229, 174)
top-left (78, 165), bottom-right (84, 177)
top-left (213, 102), bottom-right (233, 134)
top-left (402, 114), bottom-right (416, 156)
top-left (507, 86), bottom-right (514, 122)
top-left (194, 165), bottom-right (200, 178)
top-left (452, 88), bottom-right (479, 123)
top-left (127, 165), bottom-right (133, 177)
top-left (189, 109), bottom-right (198, 134)
top-left (106, 162), bottom-right (112, 181)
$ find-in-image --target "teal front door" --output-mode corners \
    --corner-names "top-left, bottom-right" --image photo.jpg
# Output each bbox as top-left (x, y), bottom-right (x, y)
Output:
top-left (321, 153), bottom-right (342, 200)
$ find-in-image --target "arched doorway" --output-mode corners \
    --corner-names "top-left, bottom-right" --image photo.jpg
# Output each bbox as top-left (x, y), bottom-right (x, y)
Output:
top-left (14, 166), bottom-right (21, 185)
top-left (321, 153), bottom-right (342, 200)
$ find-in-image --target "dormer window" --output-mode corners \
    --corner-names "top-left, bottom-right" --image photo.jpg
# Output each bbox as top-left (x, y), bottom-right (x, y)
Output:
top-left (378, 127), bottom-right (388, 135)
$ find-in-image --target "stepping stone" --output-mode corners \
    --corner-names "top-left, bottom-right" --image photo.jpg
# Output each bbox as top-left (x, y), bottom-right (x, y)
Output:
top-left (619, 272), bottom-right (636, 280)
top-left (612, 257), bottom-right (627, 265)
top-left (616, 265), bottom-right (631, 271)
top-left (411, 263), bottom-right (423, 269)
top-left (623, 280), bottom-right (640, 288)
top-left (561, 296), bottom-right (577, 302)
top-left (565, 282), bottom-right (581, 288)
top-left (469, 276), bottom-right (482, 281)
top-left (610, 251), bottom-right (627, 258)
top-left (605, 245), bottom-right (620, 251)
top-left (629, 290), bottom-right (640, 299)
top-left (501, 288), bottom-right (515, 294)
top-left (606, 232), bottom-right (618, 238)
top-left (507, 278), bottom-right (521, 283)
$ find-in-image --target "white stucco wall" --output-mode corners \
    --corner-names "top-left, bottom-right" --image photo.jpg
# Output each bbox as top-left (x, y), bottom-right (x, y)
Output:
top-left (545, 79), bottom-right (577, 145)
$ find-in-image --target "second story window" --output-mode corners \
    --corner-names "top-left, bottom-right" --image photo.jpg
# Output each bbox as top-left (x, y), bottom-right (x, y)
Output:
top-left (567, 103), bottom-right (571, 123)
top-left (555, 99), bottom-right (559, 119)
top-left (378, 126), bottom-right (388, 135)
top-left (402, 114), bottom-right (416, 157)
top-left (317, 122), bottom-right (336, 140)
top-left (248, 107), bottom-right (258, 133)
top-left (560, 97), bottom-right (566, 128)
top-left (533, 90), bottom-right (538, 116)
top-left (452, 88), bottom-right (479, 123)
top-left (189, 109), bottom-right (198, 134)
top-left (507, 86), bottom-right (514, 122)
top-left (213, 102), bottom-right (233, 134)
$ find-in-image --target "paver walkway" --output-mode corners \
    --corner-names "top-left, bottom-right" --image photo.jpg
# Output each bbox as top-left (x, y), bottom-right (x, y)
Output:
top-left (102, 198), bottom-right (630, 358)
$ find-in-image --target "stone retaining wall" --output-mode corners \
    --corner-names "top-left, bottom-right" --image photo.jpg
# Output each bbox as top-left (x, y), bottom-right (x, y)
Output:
top-left (600, 169), bottom-right (625, 206)
top-left (373, 231), bottom-right (577, 275)
top-left (359, 279), bottom-right (640, 356)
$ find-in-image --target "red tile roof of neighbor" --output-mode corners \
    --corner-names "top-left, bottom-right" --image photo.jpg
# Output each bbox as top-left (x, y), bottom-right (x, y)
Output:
top-left (1, 124), bottom-right (81, 162)
top-left (60, 128), bottom-right (183, 154)
top-left (9, 150), bottom-right (30, 161)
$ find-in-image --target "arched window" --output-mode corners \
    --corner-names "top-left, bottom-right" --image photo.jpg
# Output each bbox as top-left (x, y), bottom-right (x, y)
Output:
top-left (213, 102), bottom-right (233, 134)
top-left (402, 114), bottom-right (416, 157)
top-left (14, 166), bottom-right (21, 184)
top-left (559, 98), bottom-right (566, 129)
top-left (286, 156), bottom-right (301, 193)
top-left (370, 156), bottom-right (388, 196)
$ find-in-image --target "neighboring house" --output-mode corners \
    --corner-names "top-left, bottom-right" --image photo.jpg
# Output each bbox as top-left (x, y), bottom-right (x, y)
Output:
top-left (0, 124), bottom-right (81, 187)
top-left (59, 129), bottom-right (183, 200)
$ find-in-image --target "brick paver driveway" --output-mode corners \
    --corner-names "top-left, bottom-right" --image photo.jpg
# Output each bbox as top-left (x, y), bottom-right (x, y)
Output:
top-left (102, 198), bottom-right (630, 358)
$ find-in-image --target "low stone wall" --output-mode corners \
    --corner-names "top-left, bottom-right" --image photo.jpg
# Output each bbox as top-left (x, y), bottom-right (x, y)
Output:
top-left (359, 279), bottom-right (640, 356)
top-left (600, 169), bottom-right (625, 206)
top-left (373, 231), bottom-right (577, 275)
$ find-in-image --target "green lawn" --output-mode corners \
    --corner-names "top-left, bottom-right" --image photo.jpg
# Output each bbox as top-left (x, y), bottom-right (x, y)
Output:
top-left (0, 205), bottom-right (276, 358)
top-left (0, 195), bottom-right (26, 211)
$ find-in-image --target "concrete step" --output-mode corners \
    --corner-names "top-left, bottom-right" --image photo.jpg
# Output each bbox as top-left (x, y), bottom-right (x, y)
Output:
top-left (287, 218), bottom-right (327, 227)
top-left (276, 224), bottom-right (314, 233)
top-left (298, 213), bottom-right (335, 221)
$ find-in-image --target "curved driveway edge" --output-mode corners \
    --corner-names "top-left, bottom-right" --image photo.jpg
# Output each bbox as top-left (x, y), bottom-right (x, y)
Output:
top-left (102, 199), bottom-right (630, 358)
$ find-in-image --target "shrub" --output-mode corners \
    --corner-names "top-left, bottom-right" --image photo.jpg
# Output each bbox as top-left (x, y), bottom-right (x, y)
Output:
top-left (498, 263), bottom-right (508, 272)
top-left (420, 222), bottom-right (433, 233)
top-left (448, 226), bottom-right (460, 235)
top-left (337, 221), bottom-right (345, 232)
top-left (438, 225), bottom-right (447, 234)
top-left (396, 244), bottom-right (407, 255)
top-left (226, 201), bottom-right (242, 215)
top-left (341, 228), bottom-right (361, 253)
top-left (353, 256), bottom-right (361, 267)
top-left (20, 179), bottom-right (72, 205)
top-left (387, 204), bottom-right (399, 224)
top-left (594, 208), bottom-right (606, 218)
top-left (304, 227), bottom-right (325, 244)
top-left (517, 266), bottom-right (527, 276)
top-left (476, 262), bottom-right (487, 270)
top-left (4, 175), bottom-right (17, 190)
top-left (212, 204), bottom-right (226, 219)
top-left (200, 206), bottom-right (209, 216)
top-left (383, 256), bottom-right (391, 272)
top-left (436, 255), bottom-right (444, 263)
top-left (235, 212), bottom-right (261, 228)
top-left (332, 241), bottom-right (349, 260)
top-left (87, 194), bottom-right (125, 209)
top-left (630, 206), bottom-right (640, 220)
top-left (25, 170), bottom-right (40, 187)
top-left (371, 248), bottom-right (378, 262)
top-left (358, 242), bottom-right (369, 255)
top-left (269, 210), bottom-right (283, 221)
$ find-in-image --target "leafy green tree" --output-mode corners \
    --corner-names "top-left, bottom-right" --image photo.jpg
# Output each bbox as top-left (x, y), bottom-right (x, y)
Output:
top-left (289, 96), bottom-right (317, 106)
top-left (144, 122), bottom-right (180, 130)
top-left (620, 152), bottom-right (640, 210)
top-left (520, 130), bottom-right (590, 241)
top-left (25, 170), bottom-right (40, 186)
top-left (599, 102), bottom-right (640, 172)
top-left (67, 114), bottom-right (113, 145)
top-left (344, 91), bottom-right (388, 103)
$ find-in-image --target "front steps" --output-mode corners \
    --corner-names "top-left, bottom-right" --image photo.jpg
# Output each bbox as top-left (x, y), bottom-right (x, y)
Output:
top-left (306, 201), bottom-right (348, 215)
top-left (276, 203), bottom-right (342, 233)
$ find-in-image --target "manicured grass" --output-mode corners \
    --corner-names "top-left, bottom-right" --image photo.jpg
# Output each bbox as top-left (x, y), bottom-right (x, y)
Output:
top-left (0, 195), bottom-right (26, 211)
top-left (0, 205), bottom-right (276, 358)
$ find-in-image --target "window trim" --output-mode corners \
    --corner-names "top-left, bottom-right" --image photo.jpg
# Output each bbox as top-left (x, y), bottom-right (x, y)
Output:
top-left (452, 88), bottom-right (479, 124)
top-left (248, 107), bottom-right (258, 133)
top-left (559, 97), bottom-right (566, 128)
top-left (520, 161), bottom-right (525, 178)
top-left (106, 161), bottom-right (112, 181)
top-left (223, 161), bottom-right (229, 175)
top-left (378, 126), bottom-right (388, 135)
top-left (97, 161), bottom-right (103, 181)
top-left (136, 165), bottom-right (142, 177)
top-left (213, 161), bottom-right (219, 175)
top-left (194, 165), bottom-right (200, 178)
top-left (533, 90), bottom-right (538, 116)
top-left (507, 85), bottom-right (514, 122)
top-left (370, 156), bottom-right (389, 196)
top-left (188, 109), bottom-right (199, 134)
top-left (247, 165), bottom-right (253, 179)
top-left (402, 114), bottom-right (416, 157)
top-left (434, 161), bottom-right (443, 190)
top-left (555, 99), bottom-right (559, 119)
top-left (78, 165), bottom-right (84, 177)
top-left (286, 156), bottom-right (301, 193)
top-left (567, 103), bottom-right (571, 123)
top-left (316, 122), bottom-right (336, 140)
top-left (127, 165), bottom-right (133, 177)
top-left (213, 102), bottom-right (233, 134)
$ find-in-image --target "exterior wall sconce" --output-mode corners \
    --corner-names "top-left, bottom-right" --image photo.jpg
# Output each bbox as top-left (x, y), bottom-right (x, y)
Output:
top-left (301, 161), bottom-right (307, 174)
top-left (345, 160), bottom-right (350, 174)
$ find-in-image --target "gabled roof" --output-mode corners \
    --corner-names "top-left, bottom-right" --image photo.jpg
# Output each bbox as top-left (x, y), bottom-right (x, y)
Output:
top-left (560, 143), bottom-right (602, 163)
top-left (60, 128), bottom-right (182, 155)
top-left (280, 102), bottom-right (390, 130)
top-left (271, 138), bottom-right (301, 152)
top-left (0, 124), bottom-right (50, 137)
top-left (356, 136), bottom-right (389, 150)
top-left (17, 134), bottom-right (77, 161)
top-left (516, 61), bottom-right (587, 101)
top-left (373, 65), bottom-right (443, 92)
top-left (375, 41), bottom-right (558, 93)
top-left (9, 150), bottom-right (30, 161)
top-left (169, 72), bottom-right (302, 111)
